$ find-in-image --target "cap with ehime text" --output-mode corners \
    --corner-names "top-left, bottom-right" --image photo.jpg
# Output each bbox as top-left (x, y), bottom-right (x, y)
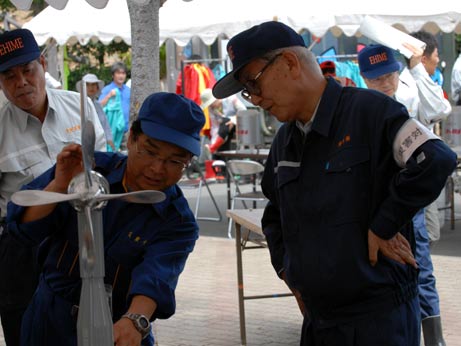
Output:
top-left (0, 29), bottom-right (40, 73)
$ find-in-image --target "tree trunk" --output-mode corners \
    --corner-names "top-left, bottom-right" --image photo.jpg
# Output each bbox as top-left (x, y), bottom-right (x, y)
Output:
top-left (127, 0), bottom-right (161, 126)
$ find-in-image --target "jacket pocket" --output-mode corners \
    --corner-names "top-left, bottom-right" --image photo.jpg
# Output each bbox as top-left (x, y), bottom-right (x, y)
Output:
top-left (276, 160), bottom-right (301, 189)
top-left (324, 145), bottom-right (371, 225)
top-left (0, 154), bottom-right (42, 198)
top-left (325, 145), bottom-right (370, 173)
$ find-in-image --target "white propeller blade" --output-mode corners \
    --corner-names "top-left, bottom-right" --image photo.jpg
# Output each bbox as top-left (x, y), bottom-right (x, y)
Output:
top-left (11, 190), bottom-right (84, 206)
top-left (94, 190), bottom-right (165, 204)
top-left (12, 189), bottom-right (166, 207)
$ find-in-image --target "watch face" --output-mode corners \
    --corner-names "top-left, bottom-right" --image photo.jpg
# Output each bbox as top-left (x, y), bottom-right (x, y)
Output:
top-left (139, 316), bottom-right (149, 329)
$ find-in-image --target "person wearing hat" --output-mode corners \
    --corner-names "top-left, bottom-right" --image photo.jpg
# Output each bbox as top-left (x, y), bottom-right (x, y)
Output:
top-left (77, 73), bottom-right (116, 151)
top-left (319, 60), bottom-right (356, 87)
top-left (358, 43), bottom-right (447, 346)
top-left (6, 92), bottom-right (205, 346)
top-left (212, 21), bottom-right (457, 346)
top-left (0, 28), bottom-right (106, 346)
top-left (400, 31), bottom-right (452, 256)
top-left (200, 88), bottom-right (245, 156)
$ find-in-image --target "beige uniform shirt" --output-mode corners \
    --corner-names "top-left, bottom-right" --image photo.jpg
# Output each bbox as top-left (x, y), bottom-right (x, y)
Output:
top-left (0, 88), bottom-right (107, 217)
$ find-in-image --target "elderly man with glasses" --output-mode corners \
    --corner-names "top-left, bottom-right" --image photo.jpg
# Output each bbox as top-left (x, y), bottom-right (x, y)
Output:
top-left (6, 92), bottom-right (204, 346)
top-left (212, 21), bottom-right (456, 346)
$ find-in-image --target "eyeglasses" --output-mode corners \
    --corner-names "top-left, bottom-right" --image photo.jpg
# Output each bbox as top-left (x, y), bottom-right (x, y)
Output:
top-left (241, 53), bottom-right (282, 101)
top-left (135, 141), bottom-right (190, 172)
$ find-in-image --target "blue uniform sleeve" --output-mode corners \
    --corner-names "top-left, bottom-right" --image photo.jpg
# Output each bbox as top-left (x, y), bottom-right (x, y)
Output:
top-left (371, 138), bottom-right (457, 239)
top-left (128, 197), bottom-right (199, 320)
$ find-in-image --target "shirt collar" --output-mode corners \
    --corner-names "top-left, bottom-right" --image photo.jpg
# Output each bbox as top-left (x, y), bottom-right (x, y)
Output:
top-left (295, 99), bottom-right (320, 136)
top-left (109, 81), bottom-right (126, 91)
top-left (284, 77), bottom-right (342, 147)
top-left (9, 90), bottom-right (52, 132)
top-left (310, 77), bottom-right (343, 137)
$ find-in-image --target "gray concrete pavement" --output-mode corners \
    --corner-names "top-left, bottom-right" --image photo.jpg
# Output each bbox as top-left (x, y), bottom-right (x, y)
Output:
top-left (0, 181), bottom-right (460, 345)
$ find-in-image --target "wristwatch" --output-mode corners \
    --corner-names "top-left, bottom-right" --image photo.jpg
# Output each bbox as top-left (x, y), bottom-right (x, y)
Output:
top-left (121, 313), bottom-right (151, 339)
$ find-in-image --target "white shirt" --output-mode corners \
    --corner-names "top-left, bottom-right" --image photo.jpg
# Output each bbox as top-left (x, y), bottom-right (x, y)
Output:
top-left (0, 88), bottom-right (106, 217)
top-left (451, 53), bottom-right (461, 104)
top-left (396, 64), bottom-right (452, 132)
top-left (45, 72), bottom-right (62, 89)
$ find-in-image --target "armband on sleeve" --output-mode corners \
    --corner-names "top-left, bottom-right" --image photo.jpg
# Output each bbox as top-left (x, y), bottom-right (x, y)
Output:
top-left (392, 118), bottom-right (438, 168)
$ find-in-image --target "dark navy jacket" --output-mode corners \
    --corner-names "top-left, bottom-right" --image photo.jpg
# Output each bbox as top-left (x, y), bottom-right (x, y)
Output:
top-left (7, 152), bottom-right (198, 345)
top-left (261, 78), bottom-right (456, 322)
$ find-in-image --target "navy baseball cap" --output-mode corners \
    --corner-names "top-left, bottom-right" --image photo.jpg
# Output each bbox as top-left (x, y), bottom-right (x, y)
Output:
top-left (137, 92), bottom-right (205, 157)
top-left (212, 21), bottom-right (306, 99)
top-left (358, 44), bottom-right (401, 79)
top-left (0, 29), bottom-right (40, 73)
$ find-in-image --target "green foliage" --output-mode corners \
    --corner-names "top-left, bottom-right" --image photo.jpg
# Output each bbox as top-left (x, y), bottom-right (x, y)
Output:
top-left (66, 40), bottom-right (167, 91)
top-left (160, 42), bottom-right (166, 80)
top-left (66, 40), bottom-right (131, 91)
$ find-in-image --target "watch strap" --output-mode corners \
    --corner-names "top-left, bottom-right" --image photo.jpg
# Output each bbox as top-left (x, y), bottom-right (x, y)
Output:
top-left (122, 313), bottom-right (150, 339)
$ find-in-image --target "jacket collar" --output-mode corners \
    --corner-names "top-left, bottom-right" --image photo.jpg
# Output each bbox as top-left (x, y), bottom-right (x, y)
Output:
top-left (284, 77), bottom-right (342, 146)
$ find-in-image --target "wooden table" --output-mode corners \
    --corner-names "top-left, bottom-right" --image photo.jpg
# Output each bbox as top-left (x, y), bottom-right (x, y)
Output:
top-left (226, 208), bottom-right (293, 346)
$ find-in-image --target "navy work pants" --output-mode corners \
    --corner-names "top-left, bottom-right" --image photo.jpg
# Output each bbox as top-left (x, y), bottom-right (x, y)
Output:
top-left (300, 297), bottom-right (420, 346)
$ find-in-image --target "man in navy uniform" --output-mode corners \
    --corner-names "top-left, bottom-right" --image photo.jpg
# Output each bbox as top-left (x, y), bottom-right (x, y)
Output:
top-left (7, 92), bottom-right (204, 346)
top-left (212, 21), bottom-right (456, 346)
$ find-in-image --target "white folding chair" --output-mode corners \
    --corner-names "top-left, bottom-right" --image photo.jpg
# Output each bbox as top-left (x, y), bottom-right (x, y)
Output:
top-left (226, 159), bottom-right (267, 238)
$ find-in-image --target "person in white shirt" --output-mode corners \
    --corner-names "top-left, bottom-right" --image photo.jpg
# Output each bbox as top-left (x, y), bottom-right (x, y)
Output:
top-left (359, 43), bottom-right (448, 346)
top-left (397, 31), bottom-right (451, 133)
top-left (0, 28), bottom-right (106, 346)
top-left (451, 52), bottom-right (461, 105)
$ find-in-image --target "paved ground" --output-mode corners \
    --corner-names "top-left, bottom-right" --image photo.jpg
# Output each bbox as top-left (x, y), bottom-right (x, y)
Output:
top-left (0, 181), bottom-right (460, 346)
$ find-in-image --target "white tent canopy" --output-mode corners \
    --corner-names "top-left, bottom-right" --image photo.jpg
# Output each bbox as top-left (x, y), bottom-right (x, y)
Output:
top-left (23, 0), bottom-right (461, 47)
top-left (23, 0), bottom-right (131, 45)
top-left (160, 0), bottom-right (461, 46)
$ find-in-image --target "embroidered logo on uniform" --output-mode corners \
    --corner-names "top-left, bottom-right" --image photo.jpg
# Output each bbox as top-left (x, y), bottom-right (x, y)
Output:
top-left (337, 135), bottom-right (351, 147)
top-left (127, 231), bottom-right (148, 246)
top-left (66, 124), bottom-right (81, 133)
